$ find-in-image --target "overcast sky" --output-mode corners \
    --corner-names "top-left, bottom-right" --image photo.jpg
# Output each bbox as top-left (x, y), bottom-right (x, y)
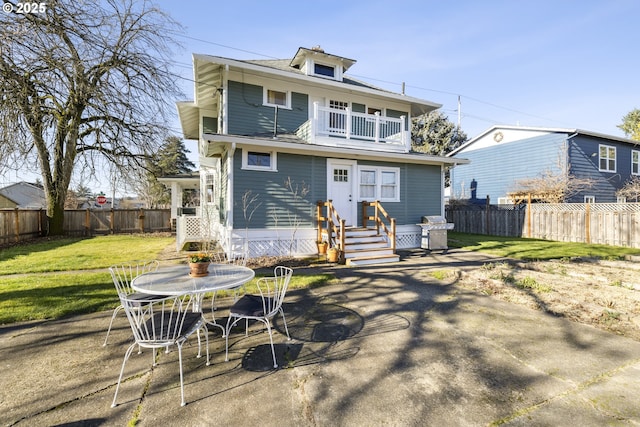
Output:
top-left (3, 0), bottom-right (638, 194)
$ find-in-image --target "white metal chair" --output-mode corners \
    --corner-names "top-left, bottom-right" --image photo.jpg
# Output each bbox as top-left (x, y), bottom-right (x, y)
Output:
top-left (209, 246), bottom-right (249, 323)
top-left (225, 266), bottom-right (293, 368)
top-left (111, 292), bottom-right (210, 407)
top-left (104, 260), bottom-right (162, 346)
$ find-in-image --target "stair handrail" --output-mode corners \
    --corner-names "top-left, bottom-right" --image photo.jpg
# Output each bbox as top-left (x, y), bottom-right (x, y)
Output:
top-left (361, 200), bottom-right (396, 252)
top-left (316, 200), bottom-right (346, 255)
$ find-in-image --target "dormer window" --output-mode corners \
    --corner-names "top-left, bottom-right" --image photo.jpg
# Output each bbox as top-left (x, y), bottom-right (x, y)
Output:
top-left (289, 47), bottom-right (356, 83)
top-left (314, 63), bottom-right (335, 78)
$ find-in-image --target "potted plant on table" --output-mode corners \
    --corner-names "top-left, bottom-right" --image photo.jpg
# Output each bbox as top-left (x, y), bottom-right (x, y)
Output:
top-left (187, 252), bottom-right (212, 277)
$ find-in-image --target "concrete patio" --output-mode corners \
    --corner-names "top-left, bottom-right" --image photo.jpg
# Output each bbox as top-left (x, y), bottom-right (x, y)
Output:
top-left (2, 249), bottom-right (640, 426)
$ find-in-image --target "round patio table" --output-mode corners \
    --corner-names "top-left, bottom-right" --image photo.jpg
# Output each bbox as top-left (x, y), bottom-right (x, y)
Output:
top-left (131, 263), bottom-right (255, 296)
top-left (131, 263), bottom-right (255, 334)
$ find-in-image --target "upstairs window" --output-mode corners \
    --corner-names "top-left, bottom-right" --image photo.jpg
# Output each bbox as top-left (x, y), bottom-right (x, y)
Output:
top-left (242, 149), bottom-right (277, 171)
top-left (314, 63), bottom-right (335, 78)
top-left (599, 144), bottom-right (616, 172)
top-left (632, 150), bottom-right (639, 175)
top-left (263, 88), bottom-right (291, 109)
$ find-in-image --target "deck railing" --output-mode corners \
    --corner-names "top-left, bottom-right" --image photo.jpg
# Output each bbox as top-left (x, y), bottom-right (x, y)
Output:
top-left (361, 200), bottom-right (396, 252)
top-left (300, 103), bottom-right (408, 151)
top-left (316, 200), bottom-right (346, 261)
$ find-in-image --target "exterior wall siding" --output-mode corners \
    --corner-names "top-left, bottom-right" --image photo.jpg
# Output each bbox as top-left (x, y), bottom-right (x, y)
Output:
top-left (231, 154), bottom-right (441, 229)
top-left (227, 81), bottom-right (308, 136)
top-left (451, 133), bottom-right (566, 202)
top-left (357, 160), bottom-right (442, 224)
top-left (232, 152), bottom-right (326, 229)
top-left (568, 135), bottom-right (631, 202)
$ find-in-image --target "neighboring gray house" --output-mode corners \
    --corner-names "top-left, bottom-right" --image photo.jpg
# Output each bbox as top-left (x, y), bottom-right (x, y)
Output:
top-left (176, 46), bottom-right (467, 264)
top-left (448, 125), bottom-right (640, 204)
top-left (0, 182), bottom-right (46, 209)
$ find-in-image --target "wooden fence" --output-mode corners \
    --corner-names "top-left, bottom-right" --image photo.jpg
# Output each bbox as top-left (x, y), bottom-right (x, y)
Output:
top-left (0, 208), bottom-right (172, 244)
top-left (446, 203), bottom-right (640, 249)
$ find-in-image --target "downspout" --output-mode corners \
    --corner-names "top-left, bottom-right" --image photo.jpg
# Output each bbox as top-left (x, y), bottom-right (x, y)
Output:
top-left (273, 105), bottom-right (278, 138)
top-left (221, 64), bottom-right (229, 135)
top-left (565, 132), bottom-right (578, 201)
top-left (566, 132), bottom-right (578, 173)
top-left (441, 164), bottom-right (446, 217)
top-left (228, 142), bottom-right (236, 232)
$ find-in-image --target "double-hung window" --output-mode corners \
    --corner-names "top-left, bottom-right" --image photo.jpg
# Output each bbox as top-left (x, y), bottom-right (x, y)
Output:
top-left (358, 166), bottom-right (400, 202)
top-left (599, 144), bottom-right (616, 172)
top-left (632, 150), bottom-right (639, 175)
top-left (204, 172), bottom-right (216, 205)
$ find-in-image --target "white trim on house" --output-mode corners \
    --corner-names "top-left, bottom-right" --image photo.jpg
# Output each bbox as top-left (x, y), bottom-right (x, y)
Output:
top-left (204, 133), bottom-right (467, 167)
top-left (449, 124), bottom-right (640, 157)
top-left (192, 53), bottom-right (441, 115)
top-left (241, 148), bottom-right (278, 172)
top-left (327, 158), bottom-right (357, 226)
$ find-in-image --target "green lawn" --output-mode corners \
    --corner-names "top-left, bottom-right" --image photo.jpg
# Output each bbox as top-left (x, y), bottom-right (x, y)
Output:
top-left (2, 232), bottom-right (638, 325)
top-left (448, 231), bottom-right (640, 260)
top-left (0, 234), bottom-right (175, 274)
top-left (0, 235), bottom-right (335, 324)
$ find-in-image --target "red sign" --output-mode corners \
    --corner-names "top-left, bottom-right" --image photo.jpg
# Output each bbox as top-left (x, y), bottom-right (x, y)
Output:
top-left (96, 195), bottom-right (107, 205)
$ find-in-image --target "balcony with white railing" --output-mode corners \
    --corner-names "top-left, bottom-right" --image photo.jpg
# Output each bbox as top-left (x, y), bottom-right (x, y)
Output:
top-left (296, 102), bottom-right (410, 153)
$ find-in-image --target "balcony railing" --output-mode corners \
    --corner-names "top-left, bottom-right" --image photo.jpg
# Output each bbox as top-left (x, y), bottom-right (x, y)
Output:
top-left (296, 103), bottom-right (409, 152)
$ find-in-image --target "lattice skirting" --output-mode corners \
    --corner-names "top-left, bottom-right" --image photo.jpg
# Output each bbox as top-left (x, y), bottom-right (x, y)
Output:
top-left (233, 230), bottom-right (422, 258)
top-left (177, 221), bottom-right (425, 258)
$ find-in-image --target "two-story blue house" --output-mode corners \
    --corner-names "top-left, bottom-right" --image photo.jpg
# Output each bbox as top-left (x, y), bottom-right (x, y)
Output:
top-left (448, 125), bottom-right (640, 204)
top-left (176, 46), bottom-right (467, 265)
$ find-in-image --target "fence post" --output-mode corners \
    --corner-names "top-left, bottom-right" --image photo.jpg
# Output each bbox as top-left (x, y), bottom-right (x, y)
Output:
top-left (527, 193), bottom-right (532, 238)
top-left (13, 208), bottom-right (20, 242)
top-left (85, 209), bottom-right (90, 236)
top-left (585, 203), bottom-right (591, 244)
top-left (138, 208), bottom-right (145, 233)
top-left (485, 196), bottom-right (491, 234)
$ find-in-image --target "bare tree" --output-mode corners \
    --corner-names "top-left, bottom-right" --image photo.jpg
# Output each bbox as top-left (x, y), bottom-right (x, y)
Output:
top-left (0, 0), bottom-right (183, 234)
top-left (617, 176), bottom-right (640, 202)
top-left (509, 168), bottom-right (594, 203)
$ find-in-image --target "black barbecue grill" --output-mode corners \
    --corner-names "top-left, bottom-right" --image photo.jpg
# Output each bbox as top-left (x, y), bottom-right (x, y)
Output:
top-left (418, 215), bottom-right (454, 253)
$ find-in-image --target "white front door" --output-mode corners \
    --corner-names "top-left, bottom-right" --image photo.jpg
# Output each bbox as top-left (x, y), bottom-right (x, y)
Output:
top-left (327, 159), bottom-right (357, 226)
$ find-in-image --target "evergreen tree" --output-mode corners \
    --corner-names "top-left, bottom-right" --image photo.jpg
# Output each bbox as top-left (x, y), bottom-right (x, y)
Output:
top-left (619, 109), bottom-right (640, 141)
top-left (411, 110), bottom-right (468, 156)
top-left (135, 136), bottom-right (195, 208)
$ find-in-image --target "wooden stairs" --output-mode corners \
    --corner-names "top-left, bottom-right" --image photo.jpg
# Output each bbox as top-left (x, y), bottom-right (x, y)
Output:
top-left (341, 227), bottom-right (399, 266)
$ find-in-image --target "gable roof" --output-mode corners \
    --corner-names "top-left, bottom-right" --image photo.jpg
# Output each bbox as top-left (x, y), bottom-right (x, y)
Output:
top-left (193, 52), bottom-right (440, 108)
top-left (448, 125), bottom-right (640, 157)
top-left (0, 182), bottom-right (46, 208)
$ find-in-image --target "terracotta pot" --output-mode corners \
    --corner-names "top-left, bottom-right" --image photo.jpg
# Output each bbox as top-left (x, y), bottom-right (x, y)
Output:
top-left (327, 248), bottom-right (339, 263)
top-left (317, 242), bottom-right (328, 254)
top-left (188, 261), bottom-right (210, 277)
